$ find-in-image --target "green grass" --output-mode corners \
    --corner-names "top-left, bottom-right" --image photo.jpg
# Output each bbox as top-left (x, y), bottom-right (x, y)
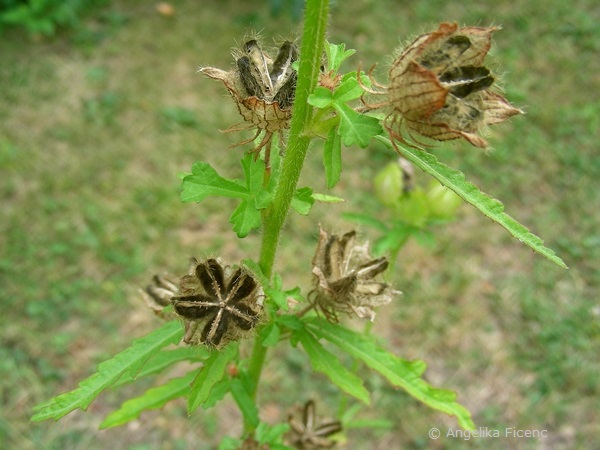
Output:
top-left (1, 0), bottom-right (599, 448)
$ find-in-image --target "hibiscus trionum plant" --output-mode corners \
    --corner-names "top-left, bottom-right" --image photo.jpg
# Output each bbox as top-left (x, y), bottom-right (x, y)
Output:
top-left (31, 2), bottom-right (566, 448)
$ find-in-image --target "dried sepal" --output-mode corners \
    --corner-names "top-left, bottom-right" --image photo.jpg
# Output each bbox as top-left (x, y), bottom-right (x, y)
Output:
top-left (364, 23), bottom-right (522, 148)
top-left (309, 227), bottom-right (399, 322)
top-left (171, 258), bottom-right (264, 348)
top-left (286, 400), bottom-right (343, 449)
top-left (199, 39), bottom-right (298, 158)
top-left (140, 274), bottom-right (179, 320)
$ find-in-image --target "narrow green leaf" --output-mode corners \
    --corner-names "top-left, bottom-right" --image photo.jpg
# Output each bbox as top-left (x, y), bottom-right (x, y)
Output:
top-left (31, 321), bottom-right (183, 422)
top-left (335, 103), bottom-right (382, 148)
top-left (113, 347), bottom-right (209, 388)
top-left (230, 376), bottom-right (260, 428)
top-left (229, 199), bottom-right (262, 238)
top-left (188, 344), bottom-right (237, 414)
top-left (181, 162), bottom-right (247, 203)
top-left (323, 127), bottom-right (342, 188)
top-left (306, 319), bottom-right (474, 429)
top-left (294, 327), bottom-right (370, 405)
top-left (381, 138), bottom-right (568, 268)
top-left (291, 187), bottom-right (315, 215)
top-left (312, 192), bottom-right (344, 203)
top-left (202, 377), bottom-right (231, 409)
top-left (100, 370), bottom-right (197, 429)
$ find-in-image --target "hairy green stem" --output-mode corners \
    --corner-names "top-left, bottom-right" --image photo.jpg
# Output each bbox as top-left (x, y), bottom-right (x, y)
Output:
top-left (245, 0), bottom-right (330, 436)
top-left (258, 0), bottom-right (329, 279)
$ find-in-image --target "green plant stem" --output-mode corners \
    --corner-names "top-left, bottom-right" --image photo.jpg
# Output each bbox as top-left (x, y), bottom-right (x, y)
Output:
top-left (245, 0), bottom-right (330, 436)
top-left (258, 1), bottom-right (329, 279)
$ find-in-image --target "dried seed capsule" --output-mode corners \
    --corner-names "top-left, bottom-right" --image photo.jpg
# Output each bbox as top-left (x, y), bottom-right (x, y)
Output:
top-left (310, 227), bottom-right (400, 322)
top-left (363, 23), bottom-right (522, 148)
top-left (171, 258), bottom-right (263, 348)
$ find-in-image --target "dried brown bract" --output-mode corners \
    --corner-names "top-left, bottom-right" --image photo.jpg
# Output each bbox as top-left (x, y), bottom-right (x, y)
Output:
top-left (286, 400), bottom-right (343, 449)
top-left (363, 23), bottom-right (522, 148)
top-left (171, 258), bottom-right (263, 348)
top-left (199, 39), bottom-right (298, 159)
top-left (140, 274), bottom-right (179, 320)
top-left (309, 227), bottom-right (399, 322)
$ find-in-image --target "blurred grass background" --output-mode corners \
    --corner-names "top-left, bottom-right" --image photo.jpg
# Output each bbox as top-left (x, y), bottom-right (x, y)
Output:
top-left (1, 0), bottom-right (599, 449)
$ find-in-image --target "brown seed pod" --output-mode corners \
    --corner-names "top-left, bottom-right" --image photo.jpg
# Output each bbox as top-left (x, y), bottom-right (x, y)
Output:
top-left (309, 227), bottom-right (399, 322)
top-left (286, 400), bottom-right (343, 449)
top-left (172, 258), bottom-right (263, 348)
top-left (363, 23), bottom-right (522, 148)
top-left (199, 39), bottom-right (298, 161)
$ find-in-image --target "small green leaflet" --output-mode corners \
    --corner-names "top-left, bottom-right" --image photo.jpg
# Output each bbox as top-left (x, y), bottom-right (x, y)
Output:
top-left (181, 162), bottom-right (246, 202)
top-left (291, 186), bottom-right (314, 215)
top-left (309, 80), bottom-right (381, 149)
top-left (293, 326), bottom-right (370, 405)
top-left (378, 136), bottom-right (568, 268)
top-left (324, 42), bottom-right (356, 72)
top-left (312, 192), bottom-right (344, 203)
top-left (263, 273), bottom-right (303, 312)
top-left (305, 318), bottom-right (475, 430)
top-left (31, 321), bottom-right (183, 422)
top-left (336, 101), bottom-right (382, 148)
top-left (100, 370), bottom-right (197, 429)
top-left (188, 343), bottom-right (238, 414)
top-left (181, 154), bottom-right (271, 238)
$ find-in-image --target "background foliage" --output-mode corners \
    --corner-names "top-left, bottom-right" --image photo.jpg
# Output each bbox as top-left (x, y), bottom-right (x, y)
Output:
top-left (1, 0), bottom-right (599, 448)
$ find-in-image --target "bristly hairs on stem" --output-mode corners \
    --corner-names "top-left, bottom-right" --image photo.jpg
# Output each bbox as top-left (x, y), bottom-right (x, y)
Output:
top-left (245, 0), bottom-right (331, 437)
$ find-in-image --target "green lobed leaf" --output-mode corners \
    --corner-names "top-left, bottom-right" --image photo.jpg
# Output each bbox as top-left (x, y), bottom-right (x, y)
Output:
top-left (100, 370), bottom-right (197, 429)
top-left (229, 199), bottom-right (262, 238)
top-left (335, 103), bottom-right (382, 148)
top-left (112, 347), bottom-right (209, 388)
top-left (31, 321), bottom-right (183, 422)
top-left (293, 326), bottom-right (370, 405)
top-left (332, 75), bottom-right (364, 103)
top-left (307, 86), bottom-right (334, 108)
top-left (323, 127), bottom-right (342, 188)
top-left (230, 375), bottom-right (260, 428)
top-left (325, 42), bottom-right (356, 72)
top-left (381, 138), bottom-right (568, 268)
top-left (188, 343), bottom-right (238, 414)
top-left (305, 318), bottom-right (475, 429)
top-left (181, 162), bottom-right (247, 203)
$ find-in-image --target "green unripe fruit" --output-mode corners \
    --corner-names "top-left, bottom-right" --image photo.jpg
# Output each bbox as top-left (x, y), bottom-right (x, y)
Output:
top-left (426, 182), bottom-right (463, 219)
top-left (374, 161), bottom-right (404, 208)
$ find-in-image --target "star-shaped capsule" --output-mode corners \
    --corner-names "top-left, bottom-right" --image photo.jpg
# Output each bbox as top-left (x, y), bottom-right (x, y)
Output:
top-left (172, 258), bottom-right (263, 348)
